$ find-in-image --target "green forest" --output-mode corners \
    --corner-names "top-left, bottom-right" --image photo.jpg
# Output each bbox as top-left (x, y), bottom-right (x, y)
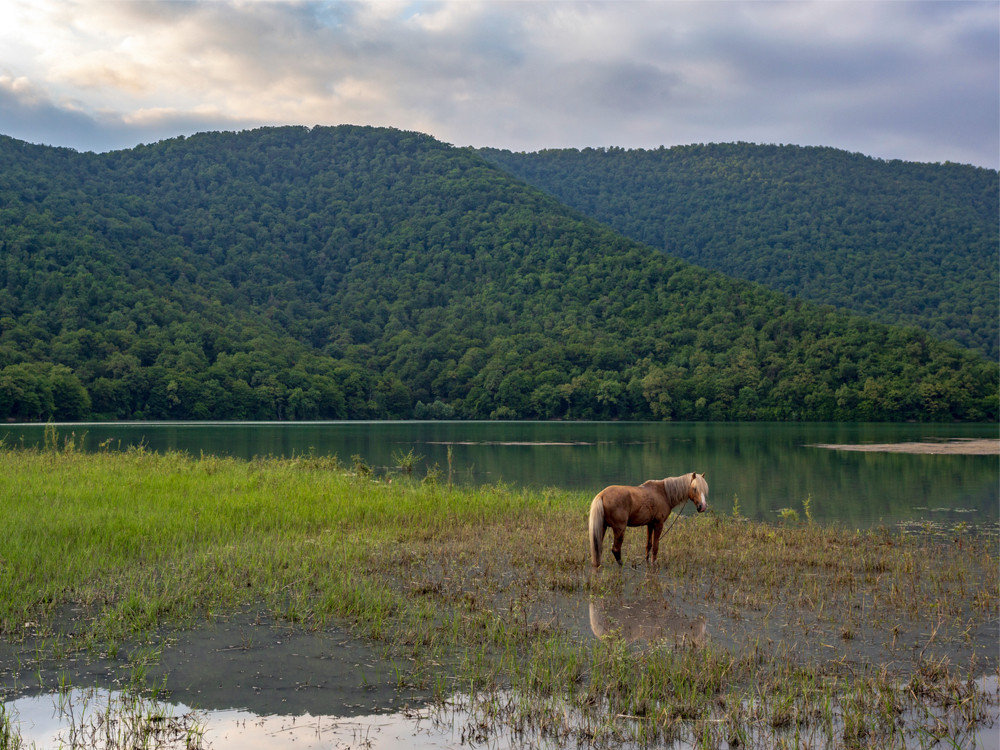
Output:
top-left (0, 126), bottom-right (996, 423)
top-left (482, 143), bottom-right (999, 360)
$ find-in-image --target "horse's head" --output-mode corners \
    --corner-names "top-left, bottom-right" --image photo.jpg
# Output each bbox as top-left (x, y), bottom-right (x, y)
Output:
top-left (688, 472), bottom-right (708, 513)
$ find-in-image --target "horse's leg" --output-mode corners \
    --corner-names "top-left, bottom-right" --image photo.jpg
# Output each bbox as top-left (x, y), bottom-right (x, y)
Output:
top-left (645, 525), bottom-right (654, 562)
top-left (650, 520), bottom-right (664, 565)
top-left (611, 526), bottom-right (626, 566)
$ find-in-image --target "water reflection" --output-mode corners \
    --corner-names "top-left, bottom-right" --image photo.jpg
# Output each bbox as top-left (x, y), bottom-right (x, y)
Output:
top-left (589, 596), bottom-right (707, 646)
top-left (7, 677), bottom-right (997, 750)
top-left (3, 687), bottom-right (458, 750)
top-left (4, 421), bottom-right (996, 527)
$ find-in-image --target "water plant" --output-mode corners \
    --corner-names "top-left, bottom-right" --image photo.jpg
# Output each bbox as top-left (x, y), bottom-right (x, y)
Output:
top-left (391, 448), bottom-right (423, 475)
top-left (0, 704), bottom-right (23, 750)
top-left (778, 507), bottom-right (800, 523)
top-left (63, 688), bottom-right (203, 750)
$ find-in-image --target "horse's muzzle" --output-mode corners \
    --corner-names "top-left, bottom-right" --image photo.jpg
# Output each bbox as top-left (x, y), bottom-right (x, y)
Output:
top-left (696, 501), bottom-right (707, 513)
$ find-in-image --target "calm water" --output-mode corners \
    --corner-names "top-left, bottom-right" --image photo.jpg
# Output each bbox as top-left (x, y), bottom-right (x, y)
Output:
top-left (3, 421), bottom-right (997, 528)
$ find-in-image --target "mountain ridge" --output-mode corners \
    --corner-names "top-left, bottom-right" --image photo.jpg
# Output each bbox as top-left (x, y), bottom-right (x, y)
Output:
top-left (0, 126), bottom-right (995, 422)
top-left (480, 142), bottom-right (999, 360)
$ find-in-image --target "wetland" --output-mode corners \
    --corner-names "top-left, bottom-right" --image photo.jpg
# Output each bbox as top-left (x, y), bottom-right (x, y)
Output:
top-left (1, 423), bottom-right (997, 748)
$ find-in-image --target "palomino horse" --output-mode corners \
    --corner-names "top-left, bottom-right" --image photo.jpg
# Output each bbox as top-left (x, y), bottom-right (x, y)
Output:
top-left (589, 473), bottom-right (708, 568)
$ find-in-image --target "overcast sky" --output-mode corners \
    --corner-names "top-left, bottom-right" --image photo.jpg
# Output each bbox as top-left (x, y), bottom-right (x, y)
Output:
top-left (1, 0), bottom-right (996, 168)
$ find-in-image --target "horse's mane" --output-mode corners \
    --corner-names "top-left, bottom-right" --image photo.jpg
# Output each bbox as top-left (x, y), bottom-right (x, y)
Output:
top-left (658, 473), bottom-right (707, 506)
top-left (660, 474), bottom-right (692, 505)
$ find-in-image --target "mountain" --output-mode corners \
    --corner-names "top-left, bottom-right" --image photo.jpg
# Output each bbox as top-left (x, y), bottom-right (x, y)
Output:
top-left (0, 126), bottom-right (995, 422)
top-left (481, 144), bottom-right (999, 360)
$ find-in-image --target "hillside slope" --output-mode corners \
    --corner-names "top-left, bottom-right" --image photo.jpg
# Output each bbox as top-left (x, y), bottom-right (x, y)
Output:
top-left (481, 144), bottom-right (999, 360)
top-left (0, 127), bottom-right (995, 422)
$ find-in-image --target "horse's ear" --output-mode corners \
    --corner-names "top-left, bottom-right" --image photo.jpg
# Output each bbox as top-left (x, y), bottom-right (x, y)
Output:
top-left (690, 472), bottom-right (697, 482)
top-left (700, 472), bottom-right (706, 479)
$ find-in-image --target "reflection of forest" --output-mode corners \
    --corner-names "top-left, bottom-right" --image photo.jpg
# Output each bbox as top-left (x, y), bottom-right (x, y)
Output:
top-left (446, 424), bottom-right (1000, 526)
top-left (589, 596), bottom-right (706, 645)
top-left (1, 421), bottom-right (995, 527)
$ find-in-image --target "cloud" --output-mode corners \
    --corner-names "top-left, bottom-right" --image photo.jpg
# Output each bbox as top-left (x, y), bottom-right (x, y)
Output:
top-left (0, 0), bottom-right (995, 167)
top-left (0, 75), bottom-right (114, 151)
top-left (0, 74), bottom-right (256, 152)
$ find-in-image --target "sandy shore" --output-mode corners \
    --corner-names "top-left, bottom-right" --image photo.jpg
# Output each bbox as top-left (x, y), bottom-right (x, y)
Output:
top-left (811, 438), bottom-right (999, 455)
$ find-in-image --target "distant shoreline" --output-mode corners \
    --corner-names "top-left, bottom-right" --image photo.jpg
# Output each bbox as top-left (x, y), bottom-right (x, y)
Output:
top-left (811, 438), bottom-right (999, 455)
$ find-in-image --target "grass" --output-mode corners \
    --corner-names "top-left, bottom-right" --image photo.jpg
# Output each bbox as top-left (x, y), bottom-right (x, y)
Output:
top-left (0, 441), bottom-right (997, 748)
top-left (4, 685), bottom-right (204, 750)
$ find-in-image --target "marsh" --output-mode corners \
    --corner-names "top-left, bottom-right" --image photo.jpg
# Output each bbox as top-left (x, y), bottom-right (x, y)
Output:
top-left (1, 430), bottom-right (996, 748)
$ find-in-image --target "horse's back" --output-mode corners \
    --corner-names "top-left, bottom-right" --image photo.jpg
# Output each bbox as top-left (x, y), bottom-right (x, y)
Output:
top-left (600, 484), bottom-right (637, 498)
top-left (599, 484), bottom-right (642, 507)
top-left (599, 483), bottom-right (662, 527)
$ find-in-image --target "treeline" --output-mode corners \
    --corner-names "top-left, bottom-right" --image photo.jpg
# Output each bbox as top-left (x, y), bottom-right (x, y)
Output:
top-left (0, 126), bottom-right (996, 422)
top-left (481, 143), bottom-right (999, 360)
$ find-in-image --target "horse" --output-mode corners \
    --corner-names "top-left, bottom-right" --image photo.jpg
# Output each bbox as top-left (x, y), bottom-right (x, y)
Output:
top-left (588, 472), bottom-right (708, 568)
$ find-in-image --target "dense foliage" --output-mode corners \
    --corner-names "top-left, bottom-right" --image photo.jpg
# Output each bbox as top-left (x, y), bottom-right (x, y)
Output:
top-left (0, 126), bottom-right (995, 422)
top-left (482, 144), bottom-right (999, 360)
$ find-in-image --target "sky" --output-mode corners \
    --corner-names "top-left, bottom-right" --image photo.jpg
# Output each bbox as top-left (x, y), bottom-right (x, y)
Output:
top-left (0, 0), bottom-right (997, 168)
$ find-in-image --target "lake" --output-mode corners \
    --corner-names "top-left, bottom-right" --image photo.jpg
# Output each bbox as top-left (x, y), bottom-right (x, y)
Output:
top-left (3, 421), bottom-right (996, 529)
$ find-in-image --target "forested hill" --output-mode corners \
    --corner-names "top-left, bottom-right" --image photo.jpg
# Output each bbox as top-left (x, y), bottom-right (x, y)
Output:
top-left (0, 126), bottom-right (996, 423)
top-left (480, 144), bottom-right (999, 360)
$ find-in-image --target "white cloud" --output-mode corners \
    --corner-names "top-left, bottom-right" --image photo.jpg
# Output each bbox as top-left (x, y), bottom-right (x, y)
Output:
top-left (0, 0), bottom-right (995, 166)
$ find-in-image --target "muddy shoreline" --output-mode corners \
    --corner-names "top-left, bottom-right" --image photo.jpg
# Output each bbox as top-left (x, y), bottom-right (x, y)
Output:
top-left (5, 577), bottom-right (998, 749)
top-left (811, 438), bottom-right (1000, 455)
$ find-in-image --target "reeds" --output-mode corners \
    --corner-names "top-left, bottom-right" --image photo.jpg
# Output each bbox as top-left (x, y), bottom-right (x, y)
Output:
top-left (0, 704), bottom-right (23, 750)
top-left (8, 686), bottom-right (204, 750)
top-left (1, 442), bottom-right (996, 748)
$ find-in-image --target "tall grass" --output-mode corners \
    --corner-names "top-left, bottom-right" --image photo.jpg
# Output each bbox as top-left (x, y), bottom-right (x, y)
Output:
top-left (0, 445), bottom-right (556, 640)
top-left (0, 703), bottom-right (24, 750)
top-left (1, 443), bottom-right (996, 748)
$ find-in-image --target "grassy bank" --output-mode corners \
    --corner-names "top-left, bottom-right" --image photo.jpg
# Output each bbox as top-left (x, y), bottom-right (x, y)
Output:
top-left (1, 442), bottom-right (997, 748)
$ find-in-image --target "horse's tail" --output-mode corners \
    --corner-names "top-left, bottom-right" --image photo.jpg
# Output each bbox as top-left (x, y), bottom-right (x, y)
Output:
top-left (589, 493), bottom-right (605, 568)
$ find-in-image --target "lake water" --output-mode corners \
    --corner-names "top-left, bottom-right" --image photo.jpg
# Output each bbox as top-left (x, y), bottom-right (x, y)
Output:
top-left (3, 421), bottom-right (997, 528)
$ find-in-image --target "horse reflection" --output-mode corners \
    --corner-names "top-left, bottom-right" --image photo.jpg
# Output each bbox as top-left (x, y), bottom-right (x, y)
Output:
top-left (589, 597), bottom-right (707, 646)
